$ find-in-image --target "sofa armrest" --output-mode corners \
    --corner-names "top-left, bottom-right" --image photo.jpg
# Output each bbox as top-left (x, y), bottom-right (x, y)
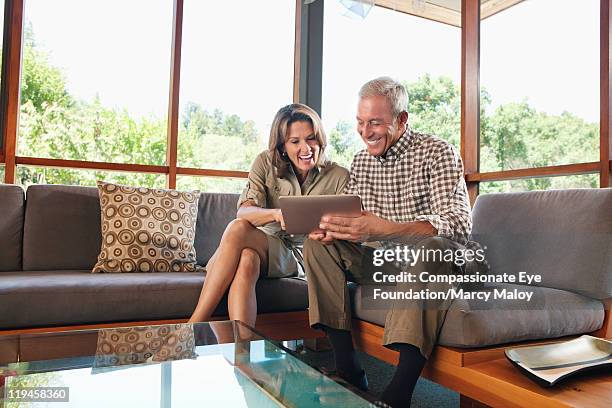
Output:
top-left (591, 298), bottom-right (612, 339)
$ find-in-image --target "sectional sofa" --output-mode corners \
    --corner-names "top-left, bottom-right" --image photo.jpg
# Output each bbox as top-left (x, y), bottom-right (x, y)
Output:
top-left (1, 183), bottom-right (610, 406)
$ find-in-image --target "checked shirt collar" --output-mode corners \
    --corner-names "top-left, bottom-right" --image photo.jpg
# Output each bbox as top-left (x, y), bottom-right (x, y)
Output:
top-left (375, 129), bottom-right (416, 164)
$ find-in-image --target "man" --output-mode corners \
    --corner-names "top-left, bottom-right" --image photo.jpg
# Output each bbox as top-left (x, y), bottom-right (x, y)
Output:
top-left (305, 77), bottom-right (472, 407)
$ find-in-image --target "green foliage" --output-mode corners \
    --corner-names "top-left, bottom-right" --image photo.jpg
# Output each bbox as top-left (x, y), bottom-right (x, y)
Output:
top-left (481, 102), bottom-right (598, 172)
top-left (178, 102), bottom-right (263, 172)
top-left (404, 74), bottom-right (461, 148)
top-left (20, 46), bottom-right (73, 113)
top-left (480, 174), bottom-right (598, 194)
top-left (326, 120), bottom-right (362, 168)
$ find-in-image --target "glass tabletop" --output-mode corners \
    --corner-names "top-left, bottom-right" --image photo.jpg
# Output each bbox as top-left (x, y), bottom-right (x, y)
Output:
top-left (0, 321), bottom-right (373, 407)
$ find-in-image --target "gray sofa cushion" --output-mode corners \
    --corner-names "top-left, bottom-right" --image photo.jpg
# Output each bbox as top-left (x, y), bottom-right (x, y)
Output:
top-left (194, 193), bottom-right (239, 266)
top-left (0, 271), bottom-right (309, 329)
top-left (471, 189), bottom-right (612, 300)
top-left (0, 185), bottom-right (25, 272)
top-left (351, 283), bottom-right (604, 348)
top-left (23, 185), bottom-right (101, 271)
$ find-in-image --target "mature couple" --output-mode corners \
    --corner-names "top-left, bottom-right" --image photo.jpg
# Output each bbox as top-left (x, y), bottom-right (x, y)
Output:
top-left (189, 77), bottom-right (472, 408)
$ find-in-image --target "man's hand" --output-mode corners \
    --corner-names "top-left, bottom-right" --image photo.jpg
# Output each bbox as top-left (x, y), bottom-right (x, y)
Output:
top-left (308, 229), bottom-right (336, 245)
top-left (318, 211), bottom-right (390, 242)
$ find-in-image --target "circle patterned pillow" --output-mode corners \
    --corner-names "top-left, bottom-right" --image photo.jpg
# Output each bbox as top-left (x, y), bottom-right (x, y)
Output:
top-left (93, 181), bottom-right (201, 273)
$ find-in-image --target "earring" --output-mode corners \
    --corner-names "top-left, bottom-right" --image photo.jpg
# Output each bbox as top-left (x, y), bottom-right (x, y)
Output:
top-left (281, 151), bottom-right (288, 158)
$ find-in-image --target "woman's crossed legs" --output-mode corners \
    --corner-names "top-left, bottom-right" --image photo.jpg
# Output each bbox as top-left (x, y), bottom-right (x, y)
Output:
top-left (188, 218), bottom-right (269, 327)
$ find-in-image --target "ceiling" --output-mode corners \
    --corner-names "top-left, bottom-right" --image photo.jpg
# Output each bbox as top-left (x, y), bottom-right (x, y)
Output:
top-left (374, 0), bottom-right (525, 27)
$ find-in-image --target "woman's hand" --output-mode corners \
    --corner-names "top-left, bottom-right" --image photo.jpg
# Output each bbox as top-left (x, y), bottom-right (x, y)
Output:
top-left (273, 209), bottom-right (286, 230)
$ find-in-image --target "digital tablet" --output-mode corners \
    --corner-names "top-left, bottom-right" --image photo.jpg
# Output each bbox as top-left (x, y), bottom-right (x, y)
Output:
top-left (279, 195), bottom-right (362, 235)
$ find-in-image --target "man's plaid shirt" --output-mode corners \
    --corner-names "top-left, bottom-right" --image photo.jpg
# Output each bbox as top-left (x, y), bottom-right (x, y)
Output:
top-left (344, 129), bottom-right (472, 245)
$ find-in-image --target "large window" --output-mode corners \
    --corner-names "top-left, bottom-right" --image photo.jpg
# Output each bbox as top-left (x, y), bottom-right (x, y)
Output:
top-left (479, 0), bottom-right (599, 182)
top-left (322, 1), bottom-right (461, 168)
top-left (1, 1), bottom-right (608, 197)
top-left (177, 0), bottom-right (295, 177)
top-left (16, 0), bottom-right (173, 186)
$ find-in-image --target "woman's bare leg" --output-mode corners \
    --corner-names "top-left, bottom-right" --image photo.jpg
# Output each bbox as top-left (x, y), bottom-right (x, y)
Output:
top-left (188, 219), bottom-right (268, 323)
top-left (227, 248), bottom-right (261, 327)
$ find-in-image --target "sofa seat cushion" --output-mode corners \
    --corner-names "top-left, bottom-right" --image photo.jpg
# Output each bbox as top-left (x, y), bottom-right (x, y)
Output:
top-left (0, 271), bottom-right (308, 329)
top-left (351, 283), bottom-right (604, 348)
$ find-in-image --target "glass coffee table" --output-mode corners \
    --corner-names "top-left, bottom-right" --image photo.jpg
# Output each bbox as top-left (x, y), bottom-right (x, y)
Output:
top-left (0, 321), bottom-right (373, 407)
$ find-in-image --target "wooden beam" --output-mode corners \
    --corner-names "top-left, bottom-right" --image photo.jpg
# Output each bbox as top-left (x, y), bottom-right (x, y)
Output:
top-left (602, 0), bottom-right (612, 187)
top-left (293, 0), bottom-right (302, 103)
top-left (465, 162), bottom-right (600, 182)
top-left (376, 0), bottom-right (461, 28)
top-left (461, 0), bottom-right (480, 205)
top-left (0, 311), bottom-right (320, 341)
top-left (166, 0), bottom-right (183, 189)
top-left (177, 166), bottom-right (248, 179)
top-left (16, 156), bottom-right (168, 174)
top-left (0, 0), bottom-right (25, 184)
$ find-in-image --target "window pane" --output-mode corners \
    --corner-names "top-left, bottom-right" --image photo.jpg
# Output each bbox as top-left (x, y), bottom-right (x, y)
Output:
top-left (479, 174), bottom-right (598, 194)
top-left (322, 2), bottom-right (461, 168)
top-left (0, 165), bottom-right (4, 183)
top-left (18, 0), bottom-right (173, 165)
top-left (16, 166), bottom-right (166, 189)
top-left (176, 176), bottom-right (246, 194)
top-left (480, 0), bottom-right (599, 172)
top-left (178, 0), bottom-right (295, 171)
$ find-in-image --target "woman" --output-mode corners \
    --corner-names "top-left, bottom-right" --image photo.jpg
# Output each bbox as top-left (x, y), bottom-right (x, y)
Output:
top-left (189, 104), bottom-right (349, 326)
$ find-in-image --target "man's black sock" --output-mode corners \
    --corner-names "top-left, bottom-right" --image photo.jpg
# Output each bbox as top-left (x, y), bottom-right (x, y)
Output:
top-left (324, 326), bottom-right (363, 378)
top-left (380, 344), bottom-right (427, 408)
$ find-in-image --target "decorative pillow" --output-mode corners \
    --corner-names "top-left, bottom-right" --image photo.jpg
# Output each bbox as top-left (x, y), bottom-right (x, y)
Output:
top-left (93, 181), bottom-right (200, 273)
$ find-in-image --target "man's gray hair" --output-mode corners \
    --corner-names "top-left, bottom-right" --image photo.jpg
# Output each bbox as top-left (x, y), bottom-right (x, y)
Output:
top-left (358, 76), bottom-right (408, 119)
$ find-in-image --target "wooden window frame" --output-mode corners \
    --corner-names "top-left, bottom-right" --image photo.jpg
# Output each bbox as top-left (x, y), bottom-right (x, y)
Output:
top-left (0, 0), bottom-right (23, 184)
top-left (461, 0), bottom-right (480, 205)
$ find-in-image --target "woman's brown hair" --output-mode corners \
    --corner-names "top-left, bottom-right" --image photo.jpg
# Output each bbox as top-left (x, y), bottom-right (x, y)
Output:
top-left (268, 103), bottom-right (328, 177)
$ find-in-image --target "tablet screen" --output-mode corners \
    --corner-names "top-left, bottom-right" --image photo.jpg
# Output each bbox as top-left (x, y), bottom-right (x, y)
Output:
top-left (279, 195), bottom-right (362, 235)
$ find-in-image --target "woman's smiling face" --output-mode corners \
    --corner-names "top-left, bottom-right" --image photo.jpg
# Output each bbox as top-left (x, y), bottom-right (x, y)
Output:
top-left (283, 120), bottom-right (320, 178)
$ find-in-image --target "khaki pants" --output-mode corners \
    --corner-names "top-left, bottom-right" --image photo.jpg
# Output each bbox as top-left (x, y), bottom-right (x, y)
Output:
top-left (303, 236), bottom-right (463, 358)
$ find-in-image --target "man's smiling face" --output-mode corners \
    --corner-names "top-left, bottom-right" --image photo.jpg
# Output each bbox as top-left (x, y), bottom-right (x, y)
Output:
top-left (356, 95), bottom-right (406, 157)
